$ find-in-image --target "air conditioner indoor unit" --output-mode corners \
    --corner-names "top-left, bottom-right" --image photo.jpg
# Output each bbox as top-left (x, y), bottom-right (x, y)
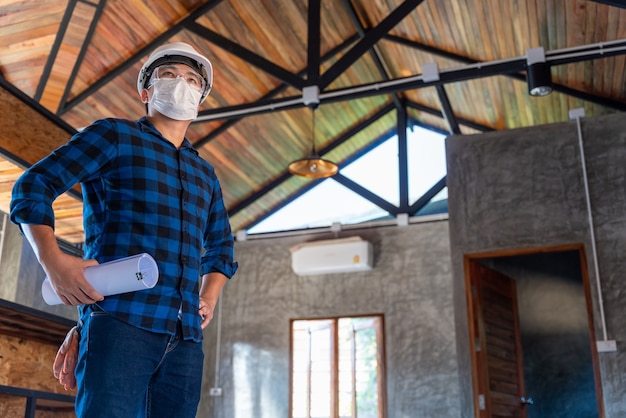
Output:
top-left (289, 236), bottom-right (373, 276)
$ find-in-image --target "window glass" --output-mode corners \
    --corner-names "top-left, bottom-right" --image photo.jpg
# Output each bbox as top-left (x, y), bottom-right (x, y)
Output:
top-left (340, 139), bottom-right (399, 206)
top-left (249, 126), bottom-right (446, 234)
top-left (291, 316), bottom-right (384, 418)
top-left (407, 126), bottom-right (447, 202)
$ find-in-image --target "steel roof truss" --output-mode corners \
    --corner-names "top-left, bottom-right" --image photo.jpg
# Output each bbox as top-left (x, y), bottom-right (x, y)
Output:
top-left (35, 0), bottom-right (79, 102)
top-left (185, 21), bottom-right (306, 89)
top-left (341, 0), bottom-right (403, 111)
top-left (57, 0), bottom-right (107, 114)
top-left (319, 0), bottom-right (426, 90)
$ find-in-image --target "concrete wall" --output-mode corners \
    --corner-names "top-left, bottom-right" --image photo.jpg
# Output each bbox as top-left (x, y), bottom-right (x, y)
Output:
top-left (0, 219), bottom-right (77, 320)
top-left (198, 220), bottom-right (460, 418)
top-left (446, 111), bottom-right (626, 418)
top-left (0, 213), bottom-right (22, 302)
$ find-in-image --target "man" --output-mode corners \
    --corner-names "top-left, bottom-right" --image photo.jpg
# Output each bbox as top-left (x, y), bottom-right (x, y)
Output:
top-left (10, 42), bottom-right (237, 418)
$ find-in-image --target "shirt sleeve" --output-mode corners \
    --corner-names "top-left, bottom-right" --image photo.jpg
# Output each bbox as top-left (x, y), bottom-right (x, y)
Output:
top-left (10, 118), bottom-right (119, 229)
top-left (199, 175), bottom-right (238, 279)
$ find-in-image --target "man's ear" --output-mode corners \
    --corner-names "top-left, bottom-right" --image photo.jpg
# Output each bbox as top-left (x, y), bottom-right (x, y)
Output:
top-left (141, 89), bottom-right (149, 104)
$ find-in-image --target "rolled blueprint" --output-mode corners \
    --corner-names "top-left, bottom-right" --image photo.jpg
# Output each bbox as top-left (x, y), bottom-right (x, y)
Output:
top-left (42, 253), bottom-right (159, 305)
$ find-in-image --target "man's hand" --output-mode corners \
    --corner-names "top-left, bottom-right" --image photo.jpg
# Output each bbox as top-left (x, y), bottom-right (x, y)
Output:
top-left (53, 326), bottom-right (80, 390)
top-left (22, 224), bottom-right (103, 305)
top-left (44, 251), bottom-right (102, 305)
top-left (198, 272), bottom-right (227, 329)
top-left (199, 297), bottom-right (216, 329)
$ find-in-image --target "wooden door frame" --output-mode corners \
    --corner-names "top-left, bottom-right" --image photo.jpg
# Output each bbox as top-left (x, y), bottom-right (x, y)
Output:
top-left (463, 243), bottom-right (606, 418)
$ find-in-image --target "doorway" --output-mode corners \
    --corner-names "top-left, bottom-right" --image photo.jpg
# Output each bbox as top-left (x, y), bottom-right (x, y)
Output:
top-left (465, 246), bottom-right (604, 418)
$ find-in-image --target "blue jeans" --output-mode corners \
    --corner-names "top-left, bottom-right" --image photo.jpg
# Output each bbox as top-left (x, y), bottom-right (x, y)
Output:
top-left (75, 305), bottom-right (204, 418)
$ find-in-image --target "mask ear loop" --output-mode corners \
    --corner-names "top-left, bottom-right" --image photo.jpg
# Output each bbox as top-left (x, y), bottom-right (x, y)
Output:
top-left (145, 70), bottom-right (160, 90)
top-left (143, 70), bottom-right (161, 114)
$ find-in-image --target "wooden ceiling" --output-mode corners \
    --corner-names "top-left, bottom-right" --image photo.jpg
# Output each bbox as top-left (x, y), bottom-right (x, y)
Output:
top-left (0, 0), bottom-right (625, 244)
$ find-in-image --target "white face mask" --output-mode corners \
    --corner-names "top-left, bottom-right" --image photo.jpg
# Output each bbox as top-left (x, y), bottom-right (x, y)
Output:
top-left (148, 77), bottom-right (202, 121)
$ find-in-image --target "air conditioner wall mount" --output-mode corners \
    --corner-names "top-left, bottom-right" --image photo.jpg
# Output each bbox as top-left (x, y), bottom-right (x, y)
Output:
top-left (289, 236), bottom-right (373, 276)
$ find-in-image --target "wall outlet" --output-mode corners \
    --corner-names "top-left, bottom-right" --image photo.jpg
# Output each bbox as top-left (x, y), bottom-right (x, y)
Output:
top-left (596, 340), bottom-right (617, 353)
top-left (209, 387), bottom-right (223, 396)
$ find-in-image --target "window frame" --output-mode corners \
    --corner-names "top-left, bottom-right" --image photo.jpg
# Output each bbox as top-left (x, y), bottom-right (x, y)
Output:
top-left (289, 314), bottom-right (387, 418)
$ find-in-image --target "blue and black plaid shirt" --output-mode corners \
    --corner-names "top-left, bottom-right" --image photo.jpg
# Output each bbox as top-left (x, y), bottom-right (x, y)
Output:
top-left (10, 117), bottom-right (237, 342)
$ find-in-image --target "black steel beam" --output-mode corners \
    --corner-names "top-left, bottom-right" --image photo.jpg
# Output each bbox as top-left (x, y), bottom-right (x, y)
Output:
top-left (436, 85), bottom-right (461, 135)
top-left (192, 35), bottom-right (360, 148)
top-left (319, 0), bottom-right (425, 90)
top-left (185, 21), bottom-right (306, 89)
top-left (341, 0), bottom-right (403, 110)
top-left (308, 0), bottom-right (321, 84)
top-left (397, 105), bottom-right (409, 212)
top-left (409, 176), bottom-right (446, 214)
top-left (35, 0), bottom-right (79, 101)
top-left (333, 173), bottom-right (400, 214)
top-left (57, 0), bottom-right (107, 113)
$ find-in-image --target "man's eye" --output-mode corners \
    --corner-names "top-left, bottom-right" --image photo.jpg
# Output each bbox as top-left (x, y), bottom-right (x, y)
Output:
top-left (161, 71), bottom-right (176, 78)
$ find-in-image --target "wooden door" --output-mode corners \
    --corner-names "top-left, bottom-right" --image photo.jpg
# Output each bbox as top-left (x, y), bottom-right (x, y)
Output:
top-left (470, 261), bottom-right (529, 418)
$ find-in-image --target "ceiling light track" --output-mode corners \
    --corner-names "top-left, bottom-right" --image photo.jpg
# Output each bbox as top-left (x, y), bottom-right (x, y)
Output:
top-left (194, 39), bottom-right (626, 123)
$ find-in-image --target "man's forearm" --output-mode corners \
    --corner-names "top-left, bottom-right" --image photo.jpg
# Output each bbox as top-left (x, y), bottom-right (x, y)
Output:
top-left (21, 224), bottom-right (102, 305)
top-left (200, 272), bottom-right (227, 307)
top-left (198, 272), bottom-right (227, 328)
top-left (21, 224), bottom-right (63, 265)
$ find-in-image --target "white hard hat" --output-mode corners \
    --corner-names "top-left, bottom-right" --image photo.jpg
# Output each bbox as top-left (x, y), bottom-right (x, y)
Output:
top-left (137, 42), bottom-right (213, 103)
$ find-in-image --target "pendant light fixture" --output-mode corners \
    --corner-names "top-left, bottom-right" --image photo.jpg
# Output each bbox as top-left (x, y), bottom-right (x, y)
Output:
top-left (288, 106), bottom-right (338, 178)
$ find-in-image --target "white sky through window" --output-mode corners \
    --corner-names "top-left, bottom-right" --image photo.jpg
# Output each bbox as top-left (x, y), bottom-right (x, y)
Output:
top-left (248, 125), bottom-right (447, 234)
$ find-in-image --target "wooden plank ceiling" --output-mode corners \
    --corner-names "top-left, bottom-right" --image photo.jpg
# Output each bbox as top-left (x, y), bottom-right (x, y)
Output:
top-left (0, 0), bottom-right (625, 244)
